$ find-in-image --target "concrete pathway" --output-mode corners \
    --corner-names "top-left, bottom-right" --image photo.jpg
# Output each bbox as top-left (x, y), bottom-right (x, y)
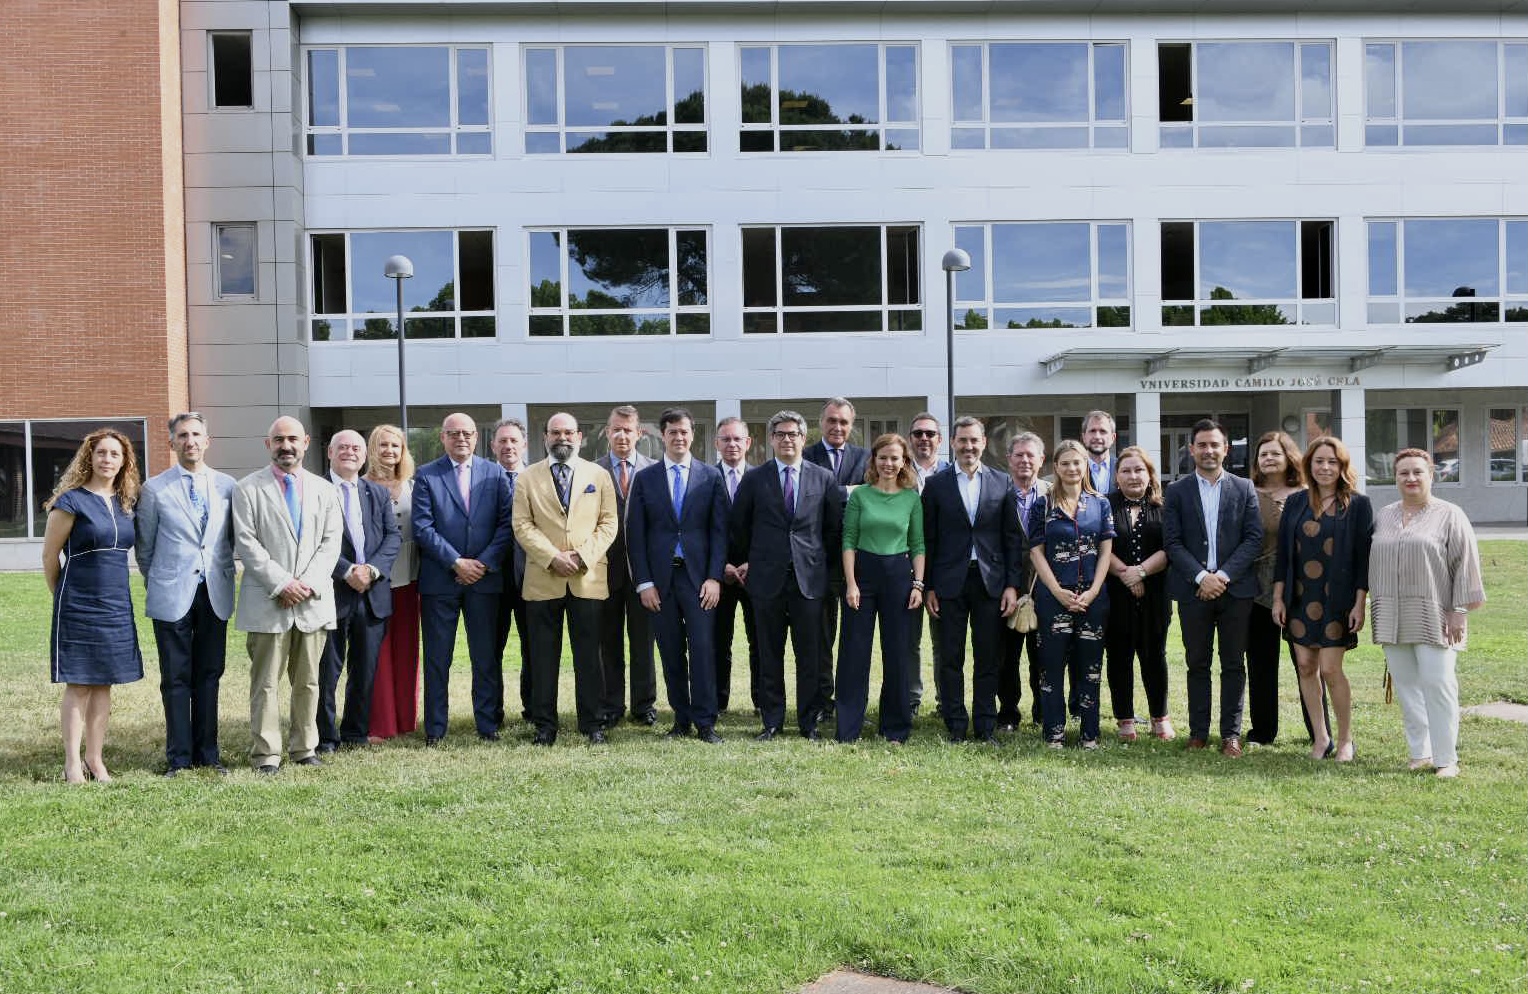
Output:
top-left (802, 971), bottom-right (959, 994)
top-left (1464, 701), bottom-right (1528, 723)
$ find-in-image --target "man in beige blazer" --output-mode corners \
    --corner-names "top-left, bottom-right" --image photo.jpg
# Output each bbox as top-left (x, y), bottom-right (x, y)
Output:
top-left (512, 412), bottom-right (619, 745)
top-left (233, 416), bottom-right (343, 773)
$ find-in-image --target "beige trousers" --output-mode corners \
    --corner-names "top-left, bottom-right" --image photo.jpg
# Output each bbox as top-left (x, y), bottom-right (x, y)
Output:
top-left (247, 629), bottom-right (327, 767)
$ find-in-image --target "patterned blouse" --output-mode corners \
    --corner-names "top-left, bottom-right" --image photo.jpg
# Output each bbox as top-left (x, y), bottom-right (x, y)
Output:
top-left (1368, 499), bottom-right (1485, 649)
top-left (1027, 492), bottom-right (1117, 592)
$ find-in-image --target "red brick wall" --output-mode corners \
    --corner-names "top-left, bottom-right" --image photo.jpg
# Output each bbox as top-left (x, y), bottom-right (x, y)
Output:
top-left (0, 0), bottom-right (185, 475)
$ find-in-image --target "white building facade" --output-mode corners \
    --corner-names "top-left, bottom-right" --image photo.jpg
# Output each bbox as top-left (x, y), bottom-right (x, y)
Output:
top-left (181, 0), bottom-right (1528, 522)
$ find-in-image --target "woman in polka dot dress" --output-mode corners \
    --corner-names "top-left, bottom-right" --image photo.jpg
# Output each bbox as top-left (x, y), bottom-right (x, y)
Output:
top-left (1271, 436), bottom-right (1373, 763)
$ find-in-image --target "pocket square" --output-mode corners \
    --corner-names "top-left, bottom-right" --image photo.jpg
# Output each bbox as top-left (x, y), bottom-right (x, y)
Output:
top-left (583, 483), bottom-right (597, 493)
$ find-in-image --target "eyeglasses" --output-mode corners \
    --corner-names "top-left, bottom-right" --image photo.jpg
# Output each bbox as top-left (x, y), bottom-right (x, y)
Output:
top-left (443, 429), bottom-right (477, 440)
top-left (909, 429), bottom-right (939, 439)
top-left (772, 430), bottom-right (804, 440)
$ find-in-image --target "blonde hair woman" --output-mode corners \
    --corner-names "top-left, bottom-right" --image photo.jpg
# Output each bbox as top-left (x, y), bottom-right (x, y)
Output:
top-left (363, 424), bottom-right (421, 740)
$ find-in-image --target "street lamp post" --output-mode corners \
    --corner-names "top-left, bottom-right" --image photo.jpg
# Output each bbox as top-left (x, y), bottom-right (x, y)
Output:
top-left (941, 248), bottom-right (972, 463)
top-left (384, 255), bottom-right (414, 437)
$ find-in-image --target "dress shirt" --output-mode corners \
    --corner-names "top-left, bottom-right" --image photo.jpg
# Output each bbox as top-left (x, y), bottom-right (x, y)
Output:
top-left (1089, 457), bottom-right (1113, 496)
top-left (914, 460), bottom-right (942, 491)
top-left (1195, 470), bottom-right (1226, 582)
top-left (955, 465), bottom-right (982, 561)
top-left (720, 462), bottom-right (745, 501)
top-left (331, 472), bottom-right (369, 569)
top-left (1013, 482), bottom-right (1041, 539)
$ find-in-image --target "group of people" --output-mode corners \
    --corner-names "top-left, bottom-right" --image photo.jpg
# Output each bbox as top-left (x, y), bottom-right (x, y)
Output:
top-left (41, 402), bottom-right (1485, 780)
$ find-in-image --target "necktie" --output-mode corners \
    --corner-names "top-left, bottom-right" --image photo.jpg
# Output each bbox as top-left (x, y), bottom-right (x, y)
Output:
top-left (727, 467), bottom-right (738, 500)
top-left (783, 466), bottom-right (796, 520)
top-left (507, 472), bottom-right (517, 500)
top-left (456, 461), bottom-right (471, 512)
top-left (554, 463), bottom-right (571, 510)
top-left (341, 482), bottom-right (366, 565)
top-left (187, 474), bottom-right (207, 530)
top-left (671, 464), bottom-right (686, 558)
top-left (829, 447), bottom-right (841, 475)
top-left (618, 459), bottom-right (630, 498)
top-left (283, 473), bottom-right (302, 539)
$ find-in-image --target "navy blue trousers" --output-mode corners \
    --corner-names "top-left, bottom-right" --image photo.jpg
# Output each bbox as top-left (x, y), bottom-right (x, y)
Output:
top-left (837, 552), bottom-right (914, 742)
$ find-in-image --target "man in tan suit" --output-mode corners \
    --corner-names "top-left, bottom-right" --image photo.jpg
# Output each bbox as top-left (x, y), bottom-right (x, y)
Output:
top-left (512, 412), bottom-right (619, 745)
top-left (233, 416), bottom-right (343, 773)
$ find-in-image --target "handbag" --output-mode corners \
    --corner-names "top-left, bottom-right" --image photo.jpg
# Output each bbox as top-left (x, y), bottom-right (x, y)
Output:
top-left (1010, 573), bottom-right (1038, 633)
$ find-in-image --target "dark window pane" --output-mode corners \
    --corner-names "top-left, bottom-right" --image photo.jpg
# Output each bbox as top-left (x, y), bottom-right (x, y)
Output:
top-left (1405, 300), bottom-right (1498, 323)
top-left (780, 227), bottom-right (881, 307)
top-left (1300, 220), bottom-right (1334, 299)
top-left (567, 131), bottom-right (666, 154)
top-left (212, 32), bottom-right (253, 108)
top-left (783, 310), bottom-right (883, 333)
top-left (1161, 305), bottom-right (1195, 326)
top-left (676, 230), bottom-right (708, 306)
top-left (742, 312), bottom-right (777, 334)
top-left (886, 226), bottom-right (919, 305)
top-left (1158, 43), bottom-right (1192, 122)
top-left (354, 317), bottom-right (397, 340)
top-left (739, 130), bottom-right (774, 152)
top-left (888, 309), bottom-right (921, 332)
top-left (677, 313), bottom-right (710, 335)
top-left (672, 131), bottom-right (707, 153)
top-left (1159, 222), bottom-right (1195, 301)
top-left (529, 232), bottom-right (562, 306)
top-left (570, 313), bottom-right (646, 336)
top-left (457, 230), bottom-right (494, 311)
top-left (566, 229), bottom-right (670, 309)
top-left (0, 423), bottom-right (27, 539)
top-left (406, 316), bottom-right (455, 339)
top-left (674, 48), bottom-right (707, 124)
top-left (778, 129), bottom-right (879, 151)
top-left (741, 228), bottom-right (777, 307)
top-left (308, 50), bottom-right (340, 127)
top-left (29, 421), bottom-right (148, 538)
top-left (529, 315), bottom-right (563, 336)
top-left (461, 316), bottom-right (496, 338)
top-left (311, 319), bottom-right (337, 341)
top-left (311, 233), bottom-right (347, 313)
top-left (1097, 305), bottom-right (1131, 327)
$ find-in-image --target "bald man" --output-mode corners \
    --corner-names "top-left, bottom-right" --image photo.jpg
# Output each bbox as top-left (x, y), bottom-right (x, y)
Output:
top-left (233, 416), bottom-right (343, 773)
top-left (316, 429), bottom-right (400, 753)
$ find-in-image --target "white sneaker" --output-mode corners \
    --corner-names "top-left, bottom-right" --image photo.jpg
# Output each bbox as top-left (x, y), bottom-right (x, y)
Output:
top-left (1435, 764), bottom-right (1460, 779)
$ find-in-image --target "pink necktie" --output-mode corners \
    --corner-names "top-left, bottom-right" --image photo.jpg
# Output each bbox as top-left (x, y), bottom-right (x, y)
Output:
top-left (456, 461), bottom-right (471, 511)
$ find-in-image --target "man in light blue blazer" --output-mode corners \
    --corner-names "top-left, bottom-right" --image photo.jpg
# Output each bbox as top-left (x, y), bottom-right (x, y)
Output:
top-left (135, 412), bottom-right (237, 776)
top-left (412, 412), bottom-right (515, 745)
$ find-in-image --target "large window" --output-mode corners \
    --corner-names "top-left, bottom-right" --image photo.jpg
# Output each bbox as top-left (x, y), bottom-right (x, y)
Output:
top-left (309, 230), bottom-right (495, 341)
top-left (740, 44), bottom-right (918, 152)
top-left (1158, 41), bottom-right (1334, 148)
top-left (952, 221), bottom-right (1131, 330)
top-left (1488, 407), bottom-right (1528, 483)
top-left (1161, 220), bottom-right (1335, 326)
top-left (1366, 408), bottom-right (1460, 485)
top-left (305, 46), bottom-right (491, 156)
top-left (1367, 218), bottom-right (1528, 324)
top-left (0, 420), bottom-right (149, 540)
top-left (1365, 40), bottom-right (1528, 146)
top-left (742, 225), bottom-right (920, 333)
top-left (528, 228), bottom-right (709, 337)
top-left (951, 42), bottom-right (1126, 149)
top-left (525, 45), bottom-right (707, 154)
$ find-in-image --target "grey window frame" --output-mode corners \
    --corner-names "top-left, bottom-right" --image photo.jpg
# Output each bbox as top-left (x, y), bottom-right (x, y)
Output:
top-left (213, 222), bottom-right (258, 300)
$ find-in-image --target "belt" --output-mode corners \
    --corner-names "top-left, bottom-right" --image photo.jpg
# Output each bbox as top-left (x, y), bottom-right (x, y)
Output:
top-left (671, 557), bottom-right (686, 569)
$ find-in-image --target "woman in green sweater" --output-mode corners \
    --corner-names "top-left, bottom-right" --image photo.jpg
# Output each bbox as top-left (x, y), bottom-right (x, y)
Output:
top-left (839, 433), bottom-right (926, 743)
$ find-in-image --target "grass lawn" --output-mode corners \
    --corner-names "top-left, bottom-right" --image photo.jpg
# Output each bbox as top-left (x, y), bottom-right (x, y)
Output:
top-left (0, 543), bottom-right (1523, 994)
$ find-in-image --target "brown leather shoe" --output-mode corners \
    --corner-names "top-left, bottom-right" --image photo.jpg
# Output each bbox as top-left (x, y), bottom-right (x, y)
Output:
top-left (1221, 737), bottom-right (1243, 758)
top-left (1186, 737), bottom-right (1208, 750)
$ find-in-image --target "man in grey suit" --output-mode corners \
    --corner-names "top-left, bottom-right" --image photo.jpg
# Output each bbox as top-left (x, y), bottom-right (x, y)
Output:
top-left (233, 416), bottom-right (343, 774)
top-left (317, 429), bottom-right (400, 752)
top-left (922, 417), bottom-right (1025, 743)
top-left (730, 410), bottom-right (843, 740)
top-left (1164, 418), bottom-right (1263, 757)
top-left (595, 404), bottom-right (658, 726)
top-left (135, 412), bottom-right (237, 776)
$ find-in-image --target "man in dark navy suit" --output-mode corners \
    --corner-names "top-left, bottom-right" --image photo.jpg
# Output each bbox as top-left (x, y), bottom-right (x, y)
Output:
top-left (731, 410), bottom-right (843, 740)
top-left (412, 413), bottom-right (515, 745)
top-left (801, 396), bottom-right (869, 721)
top-left (712, 417), bottom-right (758, 713)
top-left (491, 417), bottom-right (531, 722)
top-left (1163, 418), bottom-right (1263, 757)
top-left (317, 429), bottom-right (401, 752)
top-left (921, 417), bottom-right (1025, 743)
top-left (627, 408), bottom-right (730, 743)
top-left (595, 405), bottom-right (658, 726)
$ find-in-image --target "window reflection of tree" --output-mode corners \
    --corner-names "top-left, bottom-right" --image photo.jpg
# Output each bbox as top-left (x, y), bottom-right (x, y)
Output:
top-left (741, 84), bottom-right (881, 151)
top-left (564, 90), bottom-right (706, 154)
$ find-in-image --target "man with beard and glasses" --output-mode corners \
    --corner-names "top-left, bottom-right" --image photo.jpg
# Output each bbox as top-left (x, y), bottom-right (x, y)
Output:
top-left (513, 412), bottom-right (620, 745)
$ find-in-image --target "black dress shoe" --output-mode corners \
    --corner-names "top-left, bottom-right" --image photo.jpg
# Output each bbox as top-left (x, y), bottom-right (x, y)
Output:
top-left (207, 763), bottom-right (230, 776)
top-left (977, 732), bottom-right (998, 745)
top-left (695, 727), bottom-right (723, 744)
top-left (531, 731), bottom-right (556, 747)
top-left (162, 766), bottom-right (187, 779)
top-left (998, 723), bottom-right (1019, 734)
top-left (316, 742), bottom-right (338, 755)
top-left (947, 732), bottom-right (967, 743)
top-left (587, 729), bottom-right (608, 745)
top-left (664, 724), bottom-right (692, 739)
top-left (296, 755), bottom-right (324, 767)
top-left (802, 728), bottom-right (821, 741)
top-left (478, 730), bottom-right (501, 743)
top-left (254, 764), bottom-right (279, 775)
top-left (755, 726), bottom-right (781, 741)
top-left (425, 735), bottom-right (442, 748)
top-left (636, 710), bottom-right (659, 726)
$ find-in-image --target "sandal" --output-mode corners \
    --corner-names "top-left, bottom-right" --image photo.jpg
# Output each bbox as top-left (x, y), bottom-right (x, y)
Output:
top-left (1118, 719), bottom-right (1138, 742)
top-left (1151, 717), bottom-right (1175, 741)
